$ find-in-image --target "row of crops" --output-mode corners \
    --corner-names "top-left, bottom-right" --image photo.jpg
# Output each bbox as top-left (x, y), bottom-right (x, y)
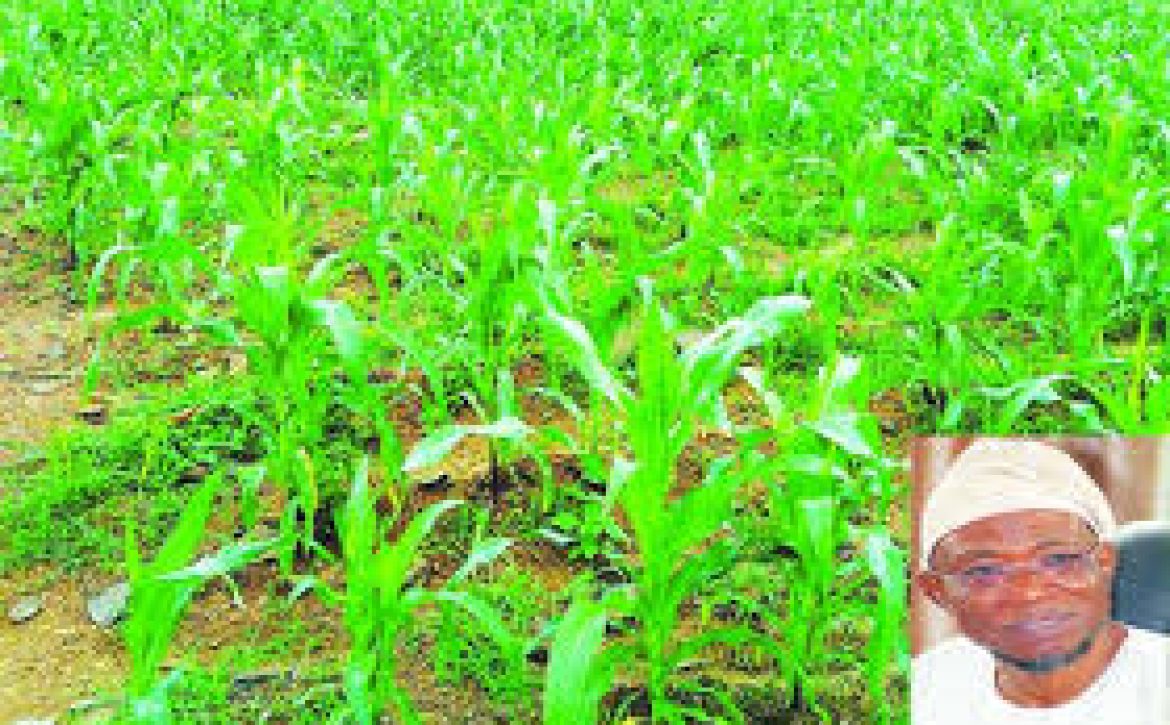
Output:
top-left (1, 0), bottom-right (1167, 721)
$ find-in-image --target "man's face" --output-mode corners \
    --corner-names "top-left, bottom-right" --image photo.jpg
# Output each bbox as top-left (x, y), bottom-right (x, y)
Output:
top-left (920, 510), bottom-right (1116, 667)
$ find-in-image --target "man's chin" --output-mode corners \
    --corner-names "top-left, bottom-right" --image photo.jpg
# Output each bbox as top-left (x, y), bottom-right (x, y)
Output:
top-left (987, 620), bottom-right (1106, 673)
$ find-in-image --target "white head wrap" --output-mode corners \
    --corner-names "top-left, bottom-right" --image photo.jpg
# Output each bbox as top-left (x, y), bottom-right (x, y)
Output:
top-left (920, 440), bottom-right (1117, 569)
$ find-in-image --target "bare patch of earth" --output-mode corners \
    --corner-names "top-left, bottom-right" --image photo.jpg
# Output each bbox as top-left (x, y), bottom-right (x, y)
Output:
top-left (0, 300), bottom-right (95, 465)
top-left (0, 568), bottom-right (126, 722)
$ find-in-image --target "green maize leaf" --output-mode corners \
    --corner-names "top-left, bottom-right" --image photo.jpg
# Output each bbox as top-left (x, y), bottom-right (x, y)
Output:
top-left (782, 453), bottom-right (850, 484)
top-left (1144, 376), bottom-right (1170, 427)
top-left (285, 575), bottom-right (342, 608)
top-left (402, 417), bottom-right (530, 473)
top-left (535, 421), bottom-right (577, 452)
top-left (496, 368), bottom-right (518, 420)
top-left (310, 298), bottom-right (366, 366)
top-left (402, 424), bottom-right (468, 475)
top-left (424, 589), bottom-right (520, 656)
top-left (159, 235), bottom-right (218, 279)
top-left (376, 499), bottom-right (464, 595)
top-left (794, 498), bottom-right (836, 569)
top-left (981, 374), bottom-right (1070, 431)
top-left (186, 316), bottom-right (243, 348)
top-left (157, 538), bottom-right (276, 582)
top-left (807, 412), bottom-right (875, 457)
top-left (124, 516), bottom-right (142, 585)
top-left (815, 355), bottom-right (865, 416)
top-left (536, 528), bottom-right (574, 547)
top-left (149, 474), bottom-right (220, 574)
top-left (662, 455), bottom-right (738, 565)
top-left (307, 250), bottom-right (346, 290)
top-left (85, 241), bottom-right (137, 313)
top-left (1069, 400), bottom-right (1109, 433)
top-left (446, 537), bottom-right (513, 587)
top-left (340, 491), bottom-right (376, 615)
top-left (864, 531), bottom-right (906, 611)
top-left (253, 266), bottom-right (293, 304)
top-left (344, 654), bottom-right (375, 725)
top-left (543, 595), bottom-right (613, 725)
top-left (940, 395), bottom-right (966, 432)
top-left (243, 267), bottom-right (304, 344)
top-left (122, 476), bottom-right (227, 702)
top-left (238, 464), bottom-right (265, 533)
top-left (663, 538), bottom-right (738, 626)
top-left (635, 298), bottom-right (675, 408)
top-left (541, 304), bottom-right (631, 407)
top-left (128, 671), bottom-right (180, 725)
top-left (683, 295), bottom-right (810, 416)
top-left (602, 455), bottom-right (635, 514)
top-left (737, 366), bottom-right (787, 424)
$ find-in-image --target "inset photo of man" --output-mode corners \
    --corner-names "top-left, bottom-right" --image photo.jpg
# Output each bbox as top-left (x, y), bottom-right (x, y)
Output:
top-left (910, 437), bottom-right (1170, 724)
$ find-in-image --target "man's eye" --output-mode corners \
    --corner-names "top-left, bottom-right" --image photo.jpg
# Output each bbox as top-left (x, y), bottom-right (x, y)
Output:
top-left (962, 565), bottom-right (1003, 578)
top-left (1042, 552), bottom-right (1084, 568)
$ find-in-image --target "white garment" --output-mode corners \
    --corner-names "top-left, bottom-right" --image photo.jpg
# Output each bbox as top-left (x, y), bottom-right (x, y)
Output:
top-left (912, 625), bottom-right (1170, 724)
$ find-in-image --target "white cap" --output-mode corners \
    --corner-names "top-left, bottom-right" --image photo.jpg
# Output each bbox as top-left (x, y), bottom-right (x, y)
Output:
top-left (920, 440), bottom-right (1117, 569)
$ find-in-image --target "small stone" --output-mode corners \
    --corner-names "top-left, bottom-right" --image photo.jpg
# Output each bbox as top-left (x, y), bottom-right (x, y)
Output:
top-left (169, 406), bottom-right (203, 425)
top-left (67, 699), bottom-right (116, 720)
top-left (177, 463), bottom-right (211, 485)
top-left (86, 581), bottom-right (130, 628)
top-left (417, 473), bottom-right (452, 493)
top-left (230, 668), bottom-right (298, 701)
top-left (76, 404), bottom-right (109, 425)
top-left (29, 380), bottom-right (64, 395)
top-left (7, 594), bottom-right (44, 624)
top-left (42, 341), bottom-right (67, 361)
top-left (151, 318), bottom-right (182, 334)
top-left (233, 667), bottom-right (297, 688)
top-left (227, 352), bottom-right (248, 375)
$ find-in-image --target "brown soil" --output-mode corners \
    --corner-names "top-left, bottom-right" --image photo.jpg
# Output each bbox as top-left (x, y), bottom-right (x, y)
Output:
top-left (0, 231), bottom-right (94, 465)
top-left (0, 568), bottom-right (126, 722)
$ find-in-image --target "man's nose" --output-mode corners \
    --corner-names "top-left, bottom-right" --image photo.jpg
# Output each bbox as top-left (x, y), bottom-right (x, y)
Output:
top-left (1003, 564), bottom-right (1054, 599)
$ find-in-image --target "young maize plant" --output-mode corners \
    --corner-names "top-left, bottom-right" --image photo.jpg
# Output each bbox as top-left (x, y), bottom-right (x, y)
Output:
top-left (84, 153), bottom-right (220, 319)
top-left (325, 457), bottom-right (517, 724)
top-left (544, 290), bottom-right (810, 722)
top-left (440, 191), bottom-right (548, 502)
top-left (227, 260), bottom-right (399, 573)
top-left (86, 244), bottom-right (396, 575)
top-left (739, 355), bottom-right (902, 719)
top-left (542, 592), bottom-right (625, 725)
top-left (16, 68), bottom-right (102, 278)
top-left (121, 473), bottom-right (274, 723)
top-left (864, 531), bottom-right (909, 725)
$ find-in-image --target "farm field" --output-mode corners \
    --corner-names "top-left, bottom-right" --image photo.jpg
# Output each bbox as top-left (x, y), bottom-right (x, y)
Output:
top-left (0, 0), bottom-right (1167, 722)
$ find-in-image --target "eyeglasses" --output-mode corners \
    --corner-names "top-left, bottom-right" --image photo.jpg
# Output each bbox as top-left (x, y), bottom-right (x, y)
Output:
top-left (931, 542), bottom-right (1103, 599)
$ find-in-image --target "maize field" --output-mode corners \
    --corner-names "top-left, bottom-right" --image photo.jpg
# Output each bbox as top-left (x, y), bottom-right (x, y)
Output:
top-left (0, 0), bottom-right (1167, 722)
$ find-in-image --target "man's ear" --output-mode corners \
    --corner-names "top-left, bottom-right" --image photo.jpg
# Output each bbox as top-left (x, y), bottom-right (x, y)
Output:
top-left (1097, 540), bottom-right (1118, 577)
top-left (917, 571), bottom-right (950, 611)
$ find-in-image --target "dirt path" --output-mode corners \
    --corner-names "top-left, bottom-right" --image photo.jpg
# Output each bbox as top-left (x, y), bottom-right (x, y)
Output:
top-left (0, 226), bottom-right (125, 721)
top-left (0, 231), bottom-right (91, 465)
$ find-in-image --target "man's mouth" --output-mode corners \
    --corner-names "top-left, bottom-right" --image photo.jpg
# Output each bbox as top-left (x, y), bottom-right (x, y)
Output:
top-left (1008, 613), bottom-right (1076, 639)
